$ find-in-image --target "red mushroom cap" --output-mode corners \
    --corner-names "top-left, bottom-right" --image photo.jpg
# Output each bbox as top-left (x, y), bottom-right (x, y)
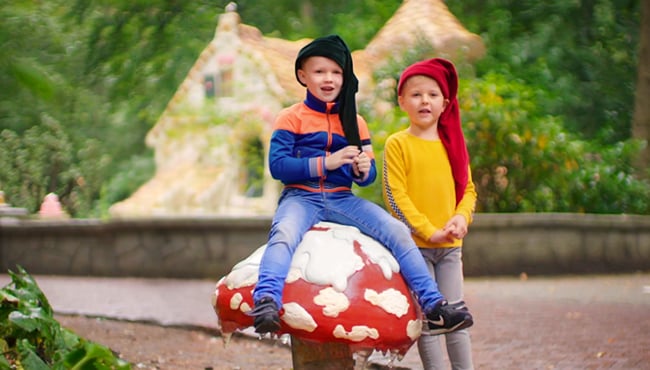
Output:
top-left (213, 222), bottom-right (422, 356)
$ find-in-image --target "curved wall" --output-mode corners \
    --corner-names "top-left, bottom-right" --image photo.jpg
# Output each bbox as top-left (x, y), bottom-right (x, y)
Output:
top-left (1, 213), bottom-right (648, 279)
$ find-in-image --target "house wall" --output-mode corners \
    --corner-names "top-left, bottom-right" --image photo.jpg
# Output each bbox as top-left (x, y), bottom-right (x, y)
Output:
top-left (2, 213), bottom-right (648, 279)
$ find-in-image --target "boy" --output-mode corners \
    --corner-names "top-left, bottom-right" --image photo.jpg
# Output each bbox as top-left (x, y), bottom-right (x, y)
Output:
top-left (247, 35), bottom-right (473, 337)
top-left (383, 58), bottom-right (476, 369)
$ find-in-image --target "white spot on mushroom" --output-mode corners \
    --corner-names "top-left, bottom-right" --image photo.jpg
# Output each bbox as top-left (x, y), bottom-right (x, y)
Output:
top-left (333, 324), bottom-right (379, 342)
top-left (240, 301), bottom-right (251, 313)
top-left (292, 226), bottom-right (365, 291)
top-left (223, 223), bottom-right (402, 293)
top-left (314, 287), bottom-right (350, 317)
top-left (364, 288), bottom-right (409, 318)
top-left (224, 246), bottom-right (265, 289)
top-left (211, 286), bottom-right (219, 308)
top-left (286, 267), bottom-right (302, 284)
top-left (229, 292), bottom-right (243, 310)
top-left (407, 319), bottom-right (423, 341)
top-left (281, 302), bottom-right (318, 332)
top-left (329, 223), bottom-right (400, 280)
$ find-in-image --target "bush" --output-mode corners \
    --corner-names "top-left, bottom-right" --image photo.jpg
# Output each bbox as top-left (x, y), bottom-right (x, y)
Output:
top-left (0, 266), bottom-right (131, 369)
top-left (359, 72), bottom-right (649, 214)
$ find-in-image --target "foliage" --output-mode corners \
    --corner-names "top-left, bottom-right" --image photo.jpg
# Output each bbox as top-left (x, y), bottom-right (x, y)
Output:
top-left (447, 0), bottom-right (640, 144)
top-left (0, 117), bottom-right (112, 216)
top-left (358, 72), bottom-right (649, 214)
top-left (0, 0), bottom-right (646, 216)
top-left (0, 266), bottom-right (131, 369)
top-left (231, 0), bottom-right (400, 50)
top-left (0, 1), bottom-right (134, 217)
top-left (92, 153), bottom-right (155, 219)
top-left (460, 73), bottom-right (649, 213)
top-left (1, 119), bottom-right (71, 214)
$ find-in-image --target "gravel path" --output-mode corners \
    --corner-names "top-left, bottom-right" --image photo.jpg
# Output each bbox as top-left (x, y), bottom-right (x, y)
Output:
top-left (3, 273), bottom-right (649, 369)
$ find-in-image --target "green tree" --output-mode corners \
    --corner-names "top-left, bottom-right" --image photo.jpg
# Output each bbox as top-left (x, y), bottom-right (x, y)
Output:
top-left (1, 0), bottom-right (646, 216)
top-left (231, 0), bottom-right (400, 49)
top-left (632, 0), bottom-right (649, 175)
top-left (448, 0), bottom-right (640, 144)
top-left (359, 72), bottom-right (649, 214)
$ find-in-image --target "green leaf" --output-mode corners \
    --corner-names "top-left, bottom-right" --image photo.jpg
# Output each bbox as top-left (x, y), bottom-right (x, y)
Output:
top-left (0, 355), bottom-right (11, 370)
top-left (17, 339), bottom-right (50, 370)
top-left (8, 58), bottom-right (56, 101)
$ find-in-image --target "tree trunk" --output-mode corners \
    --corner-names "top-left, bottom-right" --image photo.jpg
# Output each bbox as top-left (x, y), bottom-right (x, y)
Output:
top-left (290, 335), bottom-right (354, 370)
top-left (632, 0), bottom-right (650, 177)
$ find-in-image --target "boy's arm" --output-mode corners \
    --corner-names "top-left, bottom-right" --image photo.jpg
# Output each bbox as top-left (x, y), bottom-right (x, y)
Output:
top-left (268, 129), bottom-right (327, 183)
top-left (352, 116), bottom-right (377, 187)
top-left (382, 137), bottom-right (437, 240)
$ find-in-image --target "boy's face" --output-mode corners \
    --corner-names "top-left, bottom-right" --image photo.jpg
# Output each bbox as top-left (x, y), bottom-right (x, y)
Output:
top-left (398, 75), bottom-right (449, 130)
top-left (297, 56), bottom-right (343, 103)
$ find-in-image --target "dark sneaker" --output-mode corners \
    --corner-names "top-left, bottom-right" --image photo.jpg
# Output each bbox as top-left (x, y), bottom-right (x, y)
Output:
top-left (425, 300), bottom-right (473, 335)
top-left (246, 297), bottom-right (281, 334)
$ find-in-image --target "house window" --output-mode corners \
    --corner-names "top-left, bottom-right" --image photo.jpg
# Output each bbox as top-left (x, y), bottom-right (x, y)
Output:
top-left (242, 137), bottom-right (264, 197)
top-left (204, 75), bottom-right (215, 98)
top-left (219, 67), bottom-right (233, 97)
top-left (203, 67), bottom-right (233, 99)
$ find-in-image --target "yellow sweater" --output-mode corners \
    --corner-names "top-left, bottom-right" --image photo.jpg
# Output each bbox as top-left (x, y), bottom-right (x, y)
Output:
top-left (382, 130), bottom-right (477, 248)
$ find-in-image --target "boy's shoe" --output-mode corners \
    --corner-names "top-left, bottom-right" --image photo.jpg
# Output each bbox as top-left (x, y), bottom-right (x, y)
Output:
top-left (246, 297), bottom-right (281, 334)
top-left (425, 300), bottom-right (473, 335)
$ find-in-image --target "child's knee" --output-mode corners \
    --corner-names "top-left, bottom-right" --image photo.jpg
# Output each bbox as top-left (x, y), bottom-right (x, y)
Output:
top-left (384, 219), bottom-right (412, 243)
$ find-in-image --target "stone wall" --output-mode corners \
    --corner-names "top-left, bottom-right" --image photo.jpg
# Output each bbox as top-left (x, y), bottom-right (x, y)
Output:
top-left (462, 213), bottom-right (650, 276)
top-left (1, 213), bottom-right (649, 279)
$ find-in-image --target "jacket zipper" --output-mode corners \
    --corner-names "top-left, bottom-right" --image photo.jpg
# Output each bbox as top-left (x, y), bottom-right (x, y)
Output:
top-left (322, 104), bottom-right (335, 191)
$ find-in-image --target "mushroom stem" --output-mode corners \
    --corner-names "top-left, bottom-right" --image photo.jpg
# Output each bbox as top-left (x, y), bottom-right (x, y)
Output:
top-left (290, 335), bottom-right (354, 370)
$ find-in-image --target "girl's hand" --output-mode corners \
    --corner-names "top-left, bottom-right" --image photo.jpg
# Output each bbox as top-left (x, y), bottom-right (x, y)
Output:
top-left (428, 229), bottom-right (455, 244)
top-left (443, 215), bottom-right (469, 239)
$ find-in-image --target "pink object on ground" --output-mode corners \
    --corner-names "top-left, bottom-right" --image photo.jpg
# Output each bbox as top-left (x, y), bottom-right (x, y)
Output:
top-left (39, 193), bottom-right (67, 218)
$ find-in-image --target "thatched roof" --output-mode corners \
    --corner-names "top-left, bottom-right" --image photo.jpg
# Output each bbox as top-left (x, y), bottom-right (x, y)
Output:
top-left (365, 0), bottom-right (485, 63)
top-left (237, 27), bottom-right (310, 101)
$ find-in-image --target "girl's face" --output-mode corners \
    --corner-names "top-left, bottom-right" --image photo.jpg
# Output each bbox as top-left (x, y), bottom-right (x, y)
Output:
top-left (297, 56), bottom-right (343, 103)
top-left (398, 75), bottom-right (449, 134)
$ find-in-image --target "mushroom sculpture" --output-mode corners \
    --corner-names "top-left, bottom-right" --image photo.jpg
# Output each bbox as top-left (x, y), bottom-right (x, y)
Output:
top-left (212, 222), bottom-right (422, 367)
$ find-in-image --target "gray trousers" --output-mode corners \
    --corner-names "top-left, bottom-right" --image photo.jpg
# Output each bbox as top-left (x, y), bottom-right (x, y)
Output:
top-left (418, 247), bottom-right (474, 370)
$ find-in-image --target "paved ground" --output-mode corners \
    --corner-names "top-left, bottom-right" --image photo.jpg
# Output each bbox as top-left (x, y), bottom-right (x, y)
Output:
top-left (2, 272), bottom-right (650, 369)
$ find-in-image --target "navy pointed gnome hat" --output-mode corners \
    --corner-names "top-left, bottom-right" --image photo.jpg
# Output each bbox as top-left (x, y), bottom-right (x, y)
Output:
top-left (294, 35), bottom-right (361, 148)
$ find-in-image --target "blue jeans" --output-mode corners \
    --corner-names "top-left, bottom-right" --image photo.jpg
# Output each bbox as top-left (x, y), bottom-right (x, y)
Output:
top-left (253, 188), bottom-right (444, 312)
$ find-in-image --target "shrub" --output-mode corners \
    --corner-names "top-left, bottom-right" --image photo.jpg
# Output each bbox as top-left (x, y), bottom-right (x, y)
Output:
top-left (0, 267), bottom-right (131, 369)
top-left (359, 72), bottom-right (649, 214)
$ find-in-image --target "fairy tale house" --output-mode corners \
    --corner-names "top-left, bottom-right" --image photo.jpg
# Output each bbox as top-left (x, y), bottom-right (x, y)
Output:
top-left (109, 0), bottom-right (484, 218)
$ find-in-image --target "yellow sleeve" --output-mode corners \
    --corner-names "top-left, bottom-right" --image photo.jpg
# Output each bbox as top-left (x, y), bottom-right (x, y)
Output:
top-left (382, 134), bottom-right (438, 241)
top-left (455, 166), bottom-right (477, 223)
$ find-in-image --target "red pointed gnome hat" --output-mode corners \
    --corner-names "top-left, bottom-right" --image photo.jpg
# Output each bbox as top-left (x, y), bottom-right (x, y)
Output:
top-left (397, 58), bottom-right (469, 205)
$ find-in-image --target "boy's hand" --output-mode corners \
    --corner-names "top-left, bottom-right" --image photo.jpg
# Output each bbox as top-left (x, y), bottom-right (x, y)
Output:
top-left (352, 152), bottom-right (370, 177)
top-left (325, 146), bottom-right (360, 170)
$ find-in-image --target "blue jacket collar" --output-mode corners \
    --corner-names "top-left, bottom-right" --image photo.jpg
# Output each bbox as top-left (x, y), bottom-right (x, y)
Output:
top-left (303, 90), bottom-right (339, 114)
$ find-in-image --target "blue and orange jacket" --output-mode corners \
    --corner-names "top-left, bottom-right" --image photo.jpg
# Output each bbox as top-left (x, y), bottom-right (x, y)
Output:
top-left (269, 91), bottom-right (377, 192)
